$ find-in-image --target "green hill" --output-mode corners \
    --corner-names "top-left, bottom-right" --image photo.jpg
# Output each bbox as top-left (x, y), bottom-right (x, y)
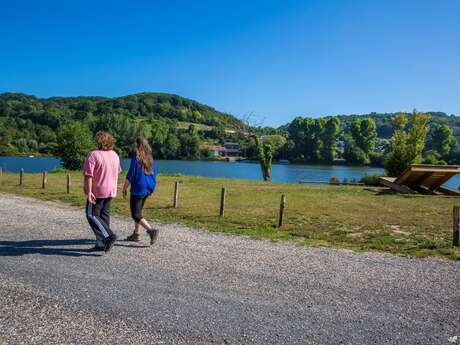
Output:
top-left (0, 92), bottom-right (245, 158)
top-left (0, 92), bottom-right (243, 129)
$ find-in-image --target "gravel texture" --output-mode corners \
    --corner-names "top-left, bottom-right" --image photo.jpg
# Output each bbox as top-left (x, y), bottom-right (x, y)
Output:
top-left (0, 193), bottom-right (458, 344)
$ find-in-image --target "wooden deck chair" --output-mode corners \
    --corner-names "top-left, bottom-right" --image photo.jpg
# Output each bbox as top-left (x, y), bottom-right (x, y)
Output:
top-left (379, 164), bottom-right (460, 196)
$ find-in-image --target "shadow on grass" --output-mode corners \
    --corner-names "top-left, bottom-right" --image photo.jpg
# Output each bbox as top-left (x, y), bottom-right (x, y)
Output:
top-left (144, 205), bottom-right (174, 210)
top-left (0, 239), bottom-right (103, 257)
top-left (366, 188), bottom-right (398, 196)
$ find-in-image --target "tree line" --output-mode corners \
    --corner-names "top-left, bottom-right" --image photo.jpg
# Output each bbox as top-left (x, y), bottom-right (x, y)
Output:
top-left (0, 92), bottom-right (457, 177)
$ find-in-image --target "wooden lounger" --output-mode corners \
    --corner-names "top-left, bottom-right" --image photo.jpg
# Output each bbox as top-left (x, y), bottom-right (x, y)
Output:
top-left (379, 164), bottom-right (460, 196)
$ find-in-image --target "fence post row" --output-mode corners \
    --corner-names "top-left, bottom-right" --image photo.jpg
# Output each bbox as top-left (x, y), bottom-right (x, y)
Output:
top-left (173, 181), bottom-right (179, 208)
top-left (66, 174), bottom-right (71, 194)
top-left (19, 168), bottom-right (24, 187)
top-left (220, 187), bottom-right (226, 217)
top-left (42, 172), bottom-right (47, 189)
top-left (278, 194), bottom-right (286, 228)
top-left (453, 206), bottom-right (460, 246)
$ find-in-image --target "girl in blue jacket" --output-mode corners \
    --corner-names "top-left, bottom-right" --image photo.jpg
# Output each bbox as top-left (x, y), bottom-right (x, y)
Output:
top-left (122, 137), bottom-right (158, 245)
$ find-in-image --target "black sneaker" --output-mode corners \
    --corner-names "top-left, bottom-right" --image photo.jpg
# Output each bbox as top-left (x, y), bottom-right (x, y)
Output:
top-left (146, 228), bottom-right (159, 246)
top-left (125, 232), bottom-right (140, 242)
top-left (104, 234), bottom-right (118, 253)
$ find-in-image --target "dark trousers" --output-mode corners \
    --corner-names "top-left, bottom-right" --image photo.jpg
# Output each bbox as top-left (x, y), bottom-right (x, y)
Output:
top-left (130, 194), bottom-right (149, 223)
top-left (86, 198), bottom-right (115, 247)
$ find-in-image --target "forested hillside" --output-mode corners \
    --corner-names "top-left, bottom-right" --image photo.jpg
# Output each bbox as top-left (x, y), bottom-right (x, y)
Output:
top-left (0, 92), bottom-right (244, 158)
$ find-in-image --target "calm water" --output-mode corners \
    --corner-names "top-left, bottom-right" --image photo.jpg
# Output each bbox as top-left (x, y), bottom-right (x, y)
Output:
top-left (1, 156), bottom-right (459, 189)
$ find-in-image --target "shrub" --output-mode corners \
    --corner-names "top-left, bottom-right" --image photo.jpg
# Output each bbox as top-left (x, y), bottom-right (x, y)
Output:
top-left (329, 176), bottom-right (340, 184)
top-left (360, 174), bottom-right (382, 186)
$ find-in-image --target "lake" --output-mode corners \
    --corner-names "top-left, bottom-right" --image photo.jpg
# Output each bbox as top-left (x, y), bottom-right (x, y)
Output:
top-left (1, 156), bottom-right (459, 189)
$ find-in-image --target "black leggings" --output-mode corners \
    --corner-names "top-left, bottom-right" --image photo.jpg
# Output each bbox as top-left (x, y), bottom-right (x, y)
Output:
top-left (130, 194), bottom-right (149, 223)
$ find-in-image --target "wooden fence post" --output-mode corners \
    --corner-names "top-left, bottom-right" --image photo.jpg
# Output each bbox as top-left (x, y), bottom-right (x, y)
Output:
top-left (278, 194), bottom-right (286, 227)
top-left (19, 168), bottom-right (24, 187)
top-left (220, 187), bottom-right (226, 217)
top-left (173, 181), bottom-right (179, 208)
top-left (42, 172), bottom-right (47, 189)
top-left (453, 206), bottom-right (460, 246)
top-left (66, 174), bottom-right (71, 194)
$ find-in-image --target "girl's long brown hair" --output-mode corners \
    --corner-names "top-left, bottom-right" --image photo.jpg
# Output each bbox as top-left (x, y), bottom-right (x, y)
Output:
top-left (136, 137), bottom-right (153, 175)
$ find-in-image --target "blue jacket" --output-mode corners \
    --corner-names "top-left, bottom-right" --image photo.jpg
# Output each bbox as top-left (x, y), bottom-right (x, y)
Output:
top-left (126, 156), bottom-right (157, 197)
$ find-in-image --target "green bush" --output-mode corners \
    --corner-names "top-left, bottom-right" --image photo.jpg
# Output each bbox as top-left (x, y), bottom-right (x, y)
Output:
top-left (360, 174), bottom-right (382, 186)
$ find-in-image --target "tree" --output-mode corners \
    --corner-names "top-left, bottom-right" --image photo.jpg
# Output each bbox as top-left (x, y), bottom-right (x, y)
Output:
top-left (287, 117), bottom-right (307, 160)
top-left (253, 135), bottom-right (273, 181)
top-left (53, 122), bottom-right (94, 170)
top-left (350, 118), bottom-right (377, 155)
top-left (309, 119), bottom-right (324, 162)
top-left (263, 134), bottom-right (287, 159)
top-left (320, 118), bottom-right (340, 163)
top-left (343, 134), bottom-right (369, 165)
top-left (163, 133), bottom-right (181, 159)
top-left (178, 127), bottom-right (200, 159)
top-left (384, 111), bottom-right (430, 176)
top-left (430, 124), bottom-right (454, 158)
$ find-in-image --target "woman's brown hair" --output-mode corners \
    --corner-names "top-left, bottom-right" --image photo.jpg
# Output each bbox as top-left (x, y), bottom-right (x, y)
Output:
top-left (95, 131), bottom-right (116, 151)
top-left (136, 137), bottom-right (153, 174)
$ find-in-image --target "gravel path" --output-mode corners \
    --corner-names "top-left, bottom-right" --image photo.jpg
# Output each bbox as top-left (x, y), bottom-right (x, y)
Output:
top-left (0, 193), bottom-right (458, 345)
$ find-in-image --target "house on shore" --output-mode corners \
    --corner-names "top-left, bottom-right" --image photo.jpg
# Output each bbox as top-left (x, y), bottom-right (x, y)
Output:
top-left (222, 142), bottom-right (241, 158)
top-left (205, 142), bottom-right (243, 159)
top-left (207, 145), bottom-right (226, 158)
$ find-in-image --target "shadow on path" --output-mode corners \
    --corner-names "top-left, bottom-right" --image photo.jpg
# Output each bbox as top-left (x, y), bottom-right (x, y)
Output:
top-left (116, 242), bottom-right (150, 248)
top-left (0, 239), bottom-right (103, 257)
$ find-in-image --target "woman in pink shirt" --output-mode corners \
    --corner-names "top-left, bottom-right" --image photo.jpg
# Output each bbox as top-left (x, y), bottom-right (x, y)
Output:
top-left (83, 131), bottom-right (121, 253)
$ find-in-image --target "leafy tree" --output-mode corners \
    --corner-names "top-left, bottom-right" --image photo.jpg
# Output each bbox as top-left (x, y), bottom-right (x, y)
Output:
top-left (320, 118), bottom-right (340, 163)
top-left (286, 117), bottom-right (325, 162)
top-left (343, 135), bottom-right (369, 165)
top-left (163, 133), bottom-right (181, 159)
top-left (253, 135), bottom-right (273, 181)
top-left (53, 122), bottom-right (94, 170)
top-left (350, 118), bottom-right (377, 155)
top-left (309, 119), bottom-right (324, 162)
top-left (423, 150), bottom-right (447, 165)
top-left (263, 134), bottom-right (287, 159)
top-left (429, 123), bottom-right (454, 158)
top-left (287, 117), bottom-right (308, 160)
top-left (384, 111), bottom-right (430, 176)
top-left (178, 127), bottom-right (200, 159)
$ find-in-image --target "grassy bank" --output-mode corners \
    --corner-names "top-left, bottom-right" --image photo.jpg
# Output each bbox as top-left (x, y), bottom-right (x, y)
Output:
top-left (0, 171), bottom-right (459, 260)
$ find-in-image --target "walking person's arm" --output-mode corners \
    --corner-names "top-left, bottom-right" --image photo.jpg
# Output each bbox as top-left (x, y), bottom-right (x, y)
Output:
top-left (84, 176), bottom-right (96, 204)
top-left (122, 179), bottom-right (130, 199)
top-left (83, 152), bottom-right (97, 204)
top-left (123, 156), bottom-right (137, 199)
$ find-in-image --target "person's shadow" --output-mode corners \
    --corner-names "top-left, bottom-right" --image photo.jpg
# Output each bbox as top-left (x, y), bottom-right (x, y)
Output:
top-left (0, 239), bottom-right (103, 257)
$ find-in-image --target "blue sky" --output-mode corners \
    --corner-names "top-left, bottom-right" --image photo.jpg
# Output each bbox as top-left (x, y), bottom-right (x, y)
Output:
top-left (1, 0), bottom-right (459, 126)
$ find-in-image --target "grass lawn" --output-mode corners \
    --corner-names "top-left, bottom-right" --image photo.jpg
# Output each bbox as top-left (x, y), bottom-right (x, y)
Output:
top-left (1, 171), bottom-right (459, 260)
